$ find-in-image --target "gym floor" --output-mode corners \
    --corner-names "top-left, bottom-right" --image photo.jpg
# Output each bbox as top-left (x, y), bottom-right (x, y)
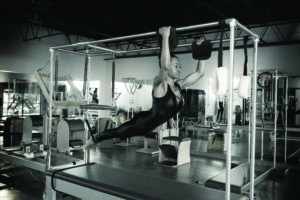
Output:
top-left (0, 127), bottom-right (299, 200)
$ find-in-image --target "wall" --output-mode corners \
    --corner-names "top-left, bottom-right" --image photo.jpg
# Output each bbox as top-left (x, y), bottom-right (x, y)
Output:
top-left (1, 28), bottom-right (300, 121)
top-left (108, 45), bottom-right (300, 119)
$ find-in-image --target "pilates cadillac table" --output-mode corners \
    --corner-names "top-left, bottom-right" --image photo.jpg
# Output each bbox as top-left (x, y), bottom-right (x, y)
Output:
top-left (45, 163), bottom-right (248, 200)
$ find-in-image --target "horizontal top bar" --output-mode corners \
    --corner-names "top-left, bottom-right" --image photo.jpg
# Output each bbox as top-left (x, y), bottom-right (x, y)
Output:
top-left (51, 18), bottom-right (260, 54)
top-left (56, 36), bottom-right (255, 57)
top-left (51, 21), bottom-right (221, 50)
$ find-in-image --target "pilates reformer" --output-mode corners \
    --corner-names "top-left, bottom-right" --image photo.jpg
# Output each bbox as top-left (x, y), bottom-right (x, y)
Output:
top-left (44, 18), bottom-right (259, 200)
top-left (45, 163), bottom-right (248, 200)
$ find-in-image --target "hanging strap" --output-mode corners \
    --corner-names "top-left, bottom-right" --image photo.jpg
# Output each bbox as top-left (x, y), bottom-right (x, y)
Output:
top-left (85, 119), bottom-right (96, 143)
top-left (243, 36), bottom-right (249, 76)
top-left (218, 19), bottom-right (226, 68)
top-left (112, 55), bottom-right (116, 102)
top-left (54, 56), bottom-right (58, 94)
top-left (83, 55), bottom-right (88, 97)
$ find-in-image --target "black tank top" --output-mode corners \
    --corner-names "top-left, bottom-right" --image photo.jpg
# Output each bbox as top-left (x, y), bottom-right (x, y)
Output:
top-left (152, 82), bottom-right (184, 121)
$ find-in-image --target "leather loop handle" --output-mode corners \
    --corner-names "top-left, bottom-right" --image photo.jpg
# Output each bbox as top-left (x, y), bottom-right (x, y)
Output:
top-left (243, 36), bottom-right (249, 76)
top-left (218, 20), bottom-right (226, 68)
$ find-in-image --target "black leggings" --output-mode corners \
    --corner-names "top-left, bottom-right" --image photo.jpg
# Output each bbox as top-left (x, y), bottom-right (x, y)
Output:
top-left (94, 110), bottom-right (162, 142)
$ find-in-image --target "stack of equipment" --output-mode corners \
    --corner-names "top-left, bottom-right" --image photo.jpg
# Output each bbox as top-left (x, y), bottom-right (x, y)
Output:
top-left (57, 119), bottom-right (85, 153)
top-left (156, 128), bottom-right (191, 167)
top-left (136, 131), bottom-right (159, 155)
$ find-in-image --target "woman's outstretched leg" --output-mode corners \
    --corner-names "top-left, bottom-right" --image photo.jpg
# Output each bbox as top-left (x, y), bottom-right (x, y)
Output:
top-left (83, 110), bottom-right (156, 149)
top-left (83, 129), bottom-right (117, 149)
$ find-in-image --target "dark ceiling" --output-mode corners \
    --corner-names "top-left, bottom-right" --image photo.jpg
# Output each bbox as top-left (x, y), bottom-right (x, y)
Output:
top-left (2, 0), bottom-right (300, 40)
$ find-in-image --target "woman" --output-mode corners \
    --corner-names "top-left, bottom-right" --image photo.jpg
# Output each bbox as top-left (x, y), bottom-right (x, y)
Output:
top-left (84, 26), bottom-right (205, 149)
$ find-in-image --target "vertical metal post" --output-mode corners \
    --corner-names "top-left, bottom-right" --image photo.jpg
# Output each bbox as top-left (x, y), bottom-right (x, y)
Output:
top-left (261, 130), bottom-right (264, 160)
top-left (46, 48), bottom-right (54, 171)
top-left (250, 37), bottom-right (259, 200)
top-left (248, 90), bottom-right (252, 164)
top-left (284, 76), bottom-right (288, 163)
top-left (13, 79), bottom-right (16, 94)
top-left (261, 87), bottom-right (265, 160)
top-left (7, 79), bottom-right (10, 116)
top-left (21, 80), bottom-right (24, 117)
top-left (225, 19), bottom-right (236, 200)
top-left (274, 71), bottom-right (278, 168)
top-left (248, 105), bottom-right (251, 163)
top-left (54, 56), bottom-right (58, 96)
top-left (83, 55), bottom-right (89, 97)
top-left (84, 53), bottom-right (91, 164)
top-left (176, 113), bottom-right (179, 135)
top-left (112, 53), bottom-right (116, 106)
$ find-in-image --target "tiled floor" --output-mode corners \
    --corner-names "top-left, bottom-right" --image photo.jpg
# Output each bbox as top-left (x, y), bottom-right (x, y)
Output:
top-left (0, 126), bottom-right (299, 200)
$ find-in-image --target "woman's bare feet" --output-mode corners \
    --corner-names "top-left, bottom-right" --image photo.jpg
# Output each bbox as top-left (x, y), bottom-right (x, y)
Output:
top-left (83, 138), bottom-right (95, 150)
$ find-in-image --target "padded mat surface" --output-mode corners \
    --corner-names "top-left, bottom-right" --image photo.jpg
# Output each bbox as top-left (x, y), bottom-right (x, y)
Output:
top-left (48, 163), bottom-right (248, 200)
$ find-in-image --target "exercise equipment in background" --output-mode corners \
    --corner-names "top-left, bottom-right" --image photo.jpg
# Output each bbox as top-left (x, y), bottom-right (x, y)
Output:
top-left (155, 127), bottom-right (191, 167)
top-left (136, 131), bottom-right (159, 155)
top-left (57, 119), bottom-right (85, 153)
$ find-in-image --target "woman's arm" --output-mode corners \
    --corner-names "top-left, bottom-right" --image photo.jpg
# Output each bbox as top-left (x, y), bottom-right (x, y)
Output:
top-left (176, 39), bottom-right (206, 88)
top-left (153, 27), bottom-right (171, 86)
top-left (153, 27), bottom-right (172, 97)
top-left (159, 27), bottom-right (171, 71)
top-left (177, 59), bottom-right (205, 88)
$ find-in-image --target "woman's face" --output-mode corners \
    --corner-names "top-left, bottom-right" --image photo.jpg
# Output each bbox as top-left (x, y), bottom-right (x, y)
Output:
top-left (168, 57), bottom-right (181, 79)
